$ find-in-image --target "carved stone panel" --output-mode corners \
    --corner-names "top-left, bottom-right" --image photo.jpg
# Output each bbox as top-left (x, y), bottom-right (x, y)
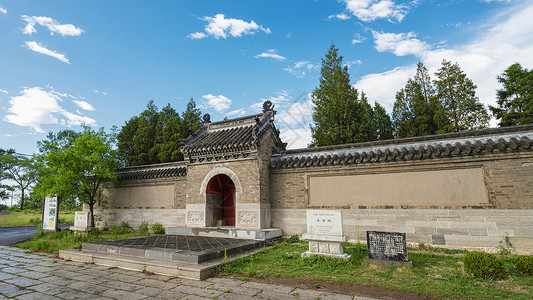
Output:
top-left (367, 231), bottom-right (408, 262)
top-left (238, 211), bottom-right (258, 225)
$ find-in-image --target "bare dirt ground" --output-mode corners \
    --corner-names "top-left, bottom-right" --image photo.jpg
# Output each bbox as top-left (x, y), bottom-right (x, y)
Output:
top-left (218, 274), bottom-right (434, 300)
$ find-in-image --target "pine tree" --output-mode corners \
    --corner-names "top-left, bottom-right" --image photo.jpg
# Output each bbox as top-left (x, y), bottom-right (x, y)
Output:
top-left (434, 60), bottom-right (489, 132)
top-left (490, 63), bottom-right (533, 126)
top-left (117, 99), bottom-right (202, 166)
top-left (311, 43), bottom-right (373, 147)
top-left (392, 62), bottom-right (445, 138)
top-left (371, 101), bottom-right (394, 141)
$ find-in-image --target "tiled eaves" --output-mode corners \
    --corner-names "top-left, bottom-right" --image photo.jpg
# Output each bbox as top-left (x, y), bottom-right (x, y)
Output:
top-left (117, 162), bottom-right (187, 180)
top-left (271, 125), bottom-right (533, 168)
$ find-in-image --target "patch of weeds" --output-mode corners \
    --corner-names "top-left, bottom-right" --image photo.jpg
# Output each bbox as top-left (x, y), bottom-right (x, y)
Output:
top-left (313, 283), bottom-right (320, 289)
top-left (499, 233), bottom-right (516, 257)
top-left (138, 221), bottom-right (149, 236)
top-left (246, 269), bottom-right (256, 277)
top-left (292, 292), bottom-right (300, 296)
top-left (111, 221), bottom-right (132, 235)
top-left (240, 277), bottom-right (248, 282)
top-left (151, 222), bottom-right (165, 235)
top-left (224, 288), bottom-right (231, 293)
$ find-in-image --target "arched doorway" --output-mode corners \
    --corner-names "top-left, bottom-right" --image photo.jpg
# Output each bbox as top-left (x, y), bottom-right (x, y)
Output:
top-left (206, 174), bottom-right (236, 226)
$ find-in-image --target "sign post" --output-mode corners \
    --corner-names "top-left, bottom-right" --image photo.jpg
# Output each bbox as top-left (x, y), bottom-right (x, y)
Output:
top-left (42, 196), bottom-right (60, 232)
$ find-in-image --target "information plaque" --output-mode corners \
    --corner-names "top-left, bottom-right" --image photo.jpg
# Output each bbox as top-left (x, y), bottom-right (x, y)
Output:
top-left (42, 196), bottom-right (59, 231)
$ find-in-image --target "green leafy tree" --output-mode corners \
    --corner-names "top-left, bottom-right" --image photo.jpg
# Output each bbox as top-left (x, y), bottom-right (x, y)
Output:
top-left (0, 148), bottom-right (16, 201)
top-left (392, 62), bottom-right (445, 138)
top-left (490, 63), bottom-right (533, 126)
top-left (35, 126), bottom-right (120, 227)
top-left (2, 153), bottom-right (38, 210)
top-left (34, 130), bottom-right (81, 209)
top-left (434, 60), bottom-right (489, 132)
top-left (311, 43), bottom-right (374, 146)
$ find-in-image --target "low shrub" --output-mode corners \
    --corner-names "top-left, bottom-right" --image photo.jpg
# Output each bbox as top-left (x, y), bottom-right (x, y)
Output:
top-left (138, 221), bottom-right (149, 235)
top-left (151, 222), bottom-right (165, 234)
top-left (463, 251), bottom-right (504, 279)
top-left (516, 255), bottom-right (533, 276)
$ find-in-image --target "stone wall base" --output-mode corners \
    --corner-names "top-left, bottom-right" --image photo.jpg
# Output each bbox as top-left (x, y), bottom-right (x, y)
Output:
top-left (272, 209), bottom-right (533, 255)
top-left (94, 208), bottom-right (185, 228)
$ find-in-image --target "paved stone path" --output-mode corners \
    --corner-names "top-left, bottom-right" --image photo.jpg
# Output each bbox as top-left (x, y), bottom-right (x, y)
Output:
top-left (0, 246), bottom-right (375, 300)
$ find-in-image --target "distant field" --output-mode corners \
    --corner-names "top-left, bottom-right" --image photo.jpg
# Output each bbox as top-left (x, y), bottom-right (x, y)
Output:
top-left (0, 210), bottom-right (76, 227)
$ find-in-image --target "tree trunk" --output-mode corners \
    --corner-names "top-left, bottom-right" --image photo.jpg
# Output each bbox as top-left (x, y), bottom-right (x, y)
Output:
top-left (19, 188), bottom-right (24, 210)
top-left (89, 202), bottom-right (95, 228)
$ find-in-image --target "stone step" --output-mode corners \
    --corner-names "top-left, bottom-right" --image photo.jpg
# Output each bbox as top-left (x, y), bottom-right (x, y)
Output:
top-left (165, 227), bottom-right (283, 240)
top-left (59, 245), bottom-right (264, 280)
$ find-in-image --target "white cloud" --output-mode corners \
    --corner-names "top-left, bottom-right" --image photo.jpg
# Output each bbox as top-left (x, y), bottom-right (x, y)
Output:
top-left (0, 6), bottom-right (6, 14)
top-left (280, 127), bottom-right (313, 149)
top-left (188, 14), bottom-right (270, 39)
top-left (354, 66), bottom-right (416, 109)
top-left (73, 100), bottom-right (95, 111)
top-left (188, 32), bottom-right (207, 40)
top-left (94, 89), bottom-right (108, 96)
top-left (372, 31), bottom-right (429, 56)
top-left (227, 108), bottom-right (246, 117)
top-left (277, 95), bottom-right (314, 128)
top-left (255, 49), bottom-right (286, 61)
top-left (345, 60), bottom-right (363, 68)
top-left (3, 87), bottom-right (96, 133)
top-left (200, 94), bottom-right (232, 112)
top-left (355, 1), bottom-right (533, 114)
top-left (252, 91), bottom-right (314, 149)
top-left (343, 0), bottom-right (409, 22)
top-left (60, 111), bottom-right (97, 127)
top-left (284, 61), bottom-right (318, 78)
top-left (352, 33), bottom-right (366, 44)
top-left (25, 41), bottom-right (70, 64)
top-left (328, 13), bottom-right (351, 20)
top-left (0, 89), bottom-right (7, 94)
top-left (251, 90), bottom-right (291, 112)
top-left (21, 15), bottom-right (83, 36)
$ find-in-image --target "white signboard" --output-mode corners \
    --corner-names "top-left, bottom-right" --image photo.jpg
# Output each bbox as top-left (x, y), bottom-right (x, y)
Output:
top-left (306, 210), bottom-right (344, 236)
top-left (43, 196), bottom-right (59, 231)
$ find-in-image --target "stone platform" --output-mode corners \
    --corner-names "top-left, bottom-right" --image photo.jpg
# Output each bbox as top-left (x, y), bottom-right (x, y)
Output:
top-left (166, 226), bottom-right (283, 240)
top-left (59, 234), bottom-right (266, 280)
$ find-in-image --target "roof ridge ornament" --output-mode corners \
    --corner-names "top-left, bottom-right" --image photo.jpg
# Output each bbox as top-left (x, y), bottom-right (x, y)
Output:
top-left (203, 113), bottom-right (211, 123)
top-left (263, 100), bottom-right (274, 112)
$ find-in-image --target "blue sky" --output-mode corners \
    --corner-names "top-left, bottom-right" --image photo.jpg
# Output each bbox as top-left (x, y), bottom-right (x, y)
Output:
top-left (0, 0), bottom-right (532, 154)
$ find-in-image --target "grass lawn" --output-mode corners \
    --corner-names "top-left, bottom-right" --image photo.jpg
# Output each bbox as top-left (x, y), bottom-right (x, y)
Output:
top-left (0, 210), bottom-right (76, 227)
top-left (16, 227), bottom-right (148, 253)
top-left (218, 238), bottom-right (533, 300)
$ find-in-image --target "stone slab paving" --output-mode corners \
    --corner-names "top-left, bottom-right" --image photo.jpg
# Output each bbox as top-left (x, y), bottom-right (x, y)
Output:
top-left (0, 245), bottom-right (376, 300)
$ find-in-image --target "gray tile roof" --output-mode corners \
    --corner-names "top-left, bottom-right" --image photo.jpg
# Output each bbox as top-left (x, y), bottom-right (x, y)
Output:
top-left (117, 162), bottom-right (187, 180)
top-left (181, 109), bottom-right (285, 160)
top-left (271, 125), bottom-right (533, 168)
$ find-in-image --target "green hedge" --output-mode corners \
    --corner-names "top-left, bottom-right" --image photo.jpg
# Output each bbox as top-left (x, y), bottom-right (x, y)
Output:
top-left (463, 251), bottom-right (503, 279)
top-left (516, 255), bottom-right (533, 276)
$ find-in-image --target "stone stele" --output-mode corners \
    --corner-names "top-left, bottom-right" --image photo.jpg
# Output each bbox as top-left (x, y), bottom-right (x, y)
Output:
top-left (69, 211), bottom-right (91, 232)
top-left (301, 210), bottom-right (351, 260)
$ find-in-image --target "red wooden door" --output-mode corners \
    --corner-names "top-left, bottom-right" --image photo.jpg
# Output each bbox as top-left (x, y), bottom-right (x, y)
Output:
top-left (221, 181), bottom-right (235, 226)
